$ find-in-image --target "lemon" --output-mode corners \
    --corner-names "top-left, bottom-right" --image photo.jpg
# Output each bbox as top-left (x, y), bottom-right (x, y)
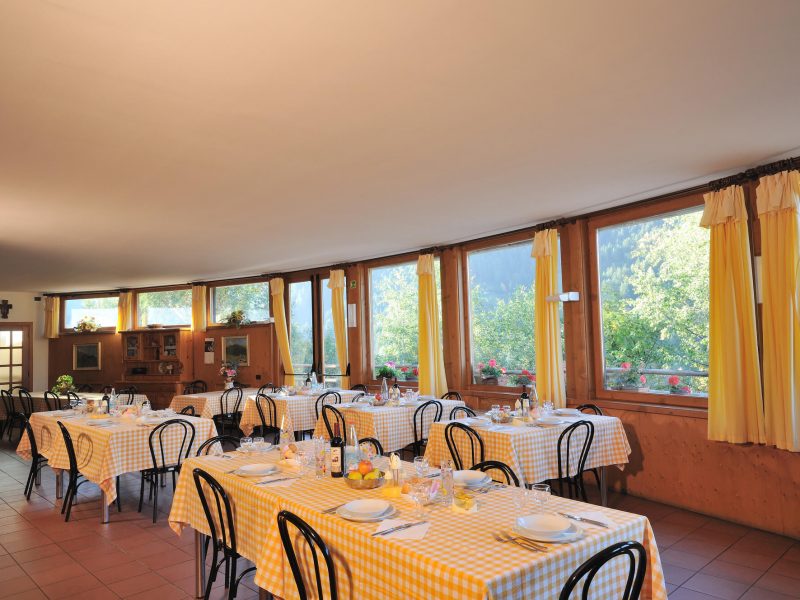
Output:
top-left (348, 472), bottom-right (363, 480)
top-left (363, 471), bottom-right (378, 480)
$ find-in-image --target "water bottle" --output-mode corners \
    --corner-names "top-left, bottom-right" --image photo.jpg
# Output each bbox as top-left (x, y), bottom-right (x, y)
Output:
top-left (310, 371), bottom-right (318, 390)
top-left (380, 377), bottom-right (389, 403)
top-left (345, 423), bottom-right (359, 472)
top-left (440, 459), bottom-right (454, 505)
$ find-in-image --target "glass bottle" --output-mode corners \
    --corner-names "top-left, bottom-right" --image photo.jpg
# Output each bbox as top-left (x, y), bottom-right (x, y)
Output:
top-left (380, 377), bottom-right (389, 403)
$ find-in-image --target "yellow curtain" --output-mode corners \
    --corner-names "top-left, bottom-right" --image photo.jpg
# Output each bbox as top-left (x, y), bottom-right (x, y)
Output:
top-left (191, 285), bottom-right (207, 333)
top-left (328, 270), bottom-right (350, 389)
top-left (417, 254), bottom-right (448, 397)
top-left (116, 292), bottom-right (134, 332)
top-left (757, 171), bottom-right (800, 452)
top-left (43, 296), bottom-right (59, 339)
top-left (270, 278), bottom-right (295, 385)
top-left (532, 229), bottom-right (566, 407)
top-left (701, 186), bottom-right (765, 444)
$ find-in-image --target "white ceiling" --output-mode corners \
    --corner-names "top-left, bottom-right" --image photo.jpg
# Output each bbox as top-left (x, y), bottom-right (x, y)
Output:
top-left (2, 0), bottom-right (800, 293)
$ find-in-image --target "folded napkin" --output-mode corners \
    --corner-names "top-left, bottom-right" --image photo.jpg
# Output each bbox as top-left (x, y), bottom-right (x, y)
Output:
top-left (256, 475), bottom-right (296, 488)
top-left (373, 519), bottom-right (430, 540)
top-left (569, 510), bottom-right (612, 527)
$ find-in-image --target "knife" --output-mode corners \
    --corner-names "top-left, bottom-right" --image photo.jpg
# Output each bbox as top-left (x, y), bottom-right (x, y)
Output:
top-left (371, 521), bottom-right (428, 537)
top-left (255, 477), bottom-right (297, 485)
top-left (558, 512), bottom-right (609, 528)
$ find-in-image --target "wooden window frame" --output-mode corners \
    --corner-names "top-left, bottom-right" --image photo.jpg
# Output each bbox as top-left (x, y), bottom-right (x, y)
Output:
top-left (586, 192), bottom-right (708, 410)
top-left (133, 285), bottom-right (192, 329)
top-left (0, 322), bottom-right (33, 390)
top-left (59, 293), bottom-right (119, 334)
top-left (205, 279), bottom-right (272, 328)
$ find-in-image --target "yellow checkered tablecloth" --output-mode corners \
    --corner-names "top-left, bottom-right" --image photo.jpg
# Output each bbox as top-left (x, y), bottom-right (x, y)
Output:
top-left (0, 392), bottom-right (150, 419)
top-left (310, 400), bottom-right (465, 452)
top-left (169, 388), bottom-right (261, 419)
top-left (424, 415), bottom-right (631, 484)
top-left (168, 443), bottom-right (667, 600)
top-left (239, 391), bottom-right (363, 436)
top-left (16, 411), bottom-right (217, 503)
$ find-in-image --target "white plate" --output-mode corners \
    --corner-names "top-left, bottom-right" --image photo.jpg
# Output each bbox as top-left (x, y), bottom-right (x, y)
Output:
top-left (536, 417), bottom-right (565, 426)
top-left (513, 522), bottom-right (584, 543)
top-left (86, 419), bottom-right (113, 426)
top-left (339, 499), bottom-right (390, 518)
top-left (453, 471), bottom-right (490, 488)
top-left (337, 503), bottom-right (397, 522)
top-left (516, 513), bottom-right (572, 535)
top-left (555, 408), bottom-right (582, 417)
top-left (463, 418), bottom-right (490, 428)
top-left (235, 464), bottom-right (278, 477)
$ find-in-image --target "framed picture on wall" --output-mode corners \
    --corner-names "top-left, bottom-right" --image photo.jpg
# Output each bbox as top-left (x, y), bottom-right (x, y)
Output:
top-left (73, 342), bottom-right (101, 370)
top-left (222, 335), bottom-right (249, 366)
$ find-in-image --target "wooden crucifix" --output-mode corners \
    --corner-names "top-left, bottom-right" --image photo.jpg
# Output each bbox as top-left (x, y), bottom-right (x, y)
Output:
top-left (0, 299), bottom-right (12, 319)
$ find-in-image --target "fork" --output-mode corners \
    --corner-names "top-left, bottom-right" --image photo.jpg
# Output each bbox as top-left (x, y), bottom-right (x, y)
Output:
top-left (322, 502), bottom-right (347, 514)
top-left (493, 531), bottom-right (548, 552)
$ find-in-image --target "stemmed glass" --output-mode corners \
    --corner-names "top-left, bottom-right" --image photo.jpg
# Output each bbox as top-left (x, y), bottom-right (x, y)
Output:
top-left (531, 484), bottom-right (551, 512)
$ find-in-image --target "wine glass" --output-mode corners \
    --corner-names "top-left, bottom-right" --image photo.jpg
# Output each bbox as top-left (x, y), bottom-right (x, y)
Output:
top-left (413, 456), bottom-right (429, 477)
top-left (511, 486), bottom-right (529, 514)
top-left (531, 484), bottom-right (551, 512)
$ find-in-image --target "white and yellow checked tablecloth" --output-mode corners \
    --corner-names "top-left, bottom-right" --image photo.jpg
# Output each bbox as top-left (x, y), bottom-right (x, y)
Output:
top-left (16, 411), bottom-right (217, 503)
top-left (425, 414), bottom-right (631, 484)
top-left (310, 400), bottom-right (466, 452)
top-left (169, 389), bottom-right (261, 419)
top-left (0, 392), bottom-right (149, 419)
top-left (239, 391), bottom-right (363, 436)
top-left (168, 443), bottom-right (667, 600)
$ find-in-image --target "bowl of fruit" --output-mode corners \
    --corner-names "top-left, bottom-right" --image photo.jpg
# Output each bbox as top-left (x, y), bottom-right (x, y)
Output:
top-left (345, 459), bottom-right (385, 489)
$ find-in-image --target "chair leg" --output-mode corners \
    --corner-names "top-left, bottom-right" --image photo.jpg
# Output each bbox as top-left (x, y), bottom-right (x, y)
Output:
top-left (227, 555), bottom-right (238, 599)
top-left (138, 472), bottom-right (145, 513)
top-left (152, 478), bottom-right (159, 523)
top-left (24, 462), bottom-right (36, 499)
top-left (204, 549), bottom-right (221, 600)
top-left (116, 476), bottom-right (122, 512)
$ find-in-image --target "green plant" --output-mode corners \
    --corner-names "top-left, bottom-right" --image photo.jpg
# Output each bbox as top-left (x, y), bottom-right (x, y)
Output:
top-left (223, 309), bottom-right (250, 328)
top-left (51, 375), bottom-right (75, 395)
top-left (375, 363), bottom-right (398, 379)
top-left (477, 359), bottom-right (505, 379)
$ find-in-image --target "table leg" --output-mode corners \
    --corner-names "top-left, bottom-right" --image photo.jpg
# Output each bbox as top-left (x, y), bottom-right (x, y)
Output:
top-left (195, 530), bottom-right (207, 599)
top-left (600, 466), bottom-right (608, 507)
top-left (55, 470), bottom-right (63, 499)
top-left (100, 492), bottom-right (110, 524)
top-left (258, 588), bottom-right (271, 600)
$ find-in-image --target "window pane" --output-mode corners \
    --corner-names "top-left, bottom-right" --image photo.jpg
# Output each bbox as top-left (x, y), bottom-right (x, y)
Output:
top-left (468, 242), bottom-right (536, 387)
top-left (597, 207), bottom-right (709, 395)
top-left (11, 366), bottom-right (21, 382)
top-left (0, 349), bottom-right (9, 365)
top-left (64, 296), bottom-right (119, 329)
top-left (369, 260), bottom-right (440, 379)
top-left (11, 331), bottom-right (22, 346)
top-left (212, 283), bottom-right (270, 323)
top-left (137, 289), bottom-right (192, 327)
top-left (0, 331), bottom-right (8, 346)
top-left (0, 367), bottom-right (8, 384)
top-left (289, 281), bottom-right (313, 375)
top-left (11, 348), bottom-right (21, 364)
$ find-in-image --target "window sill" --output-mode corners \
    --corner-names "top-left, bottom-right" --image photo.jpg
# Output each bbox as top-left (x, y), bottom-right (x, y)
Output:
top-left (573, 398), bottom-right (708, 420)
top-left (595, 388), bottom-right (707, 410)
top-left (58, 328), bottom-right (117, 336)
top-left (206, 322), bottom-right (273, 330)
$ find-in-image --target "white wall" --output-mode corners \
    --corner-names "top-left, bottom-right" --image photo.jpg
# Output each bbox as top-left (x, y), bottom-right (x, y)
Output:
top-left (0, 291), bottom-right (49, 391)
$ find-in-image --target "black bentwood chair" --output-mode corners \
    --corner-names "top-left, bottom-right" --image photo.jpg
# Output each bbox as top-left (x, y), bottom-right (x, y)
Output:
top-left (254, 393), bottom-right (280, 444)
top-left (196, 435), bottom-right (240, 456)
top-left (577, 403), bottom-right (603, 416)
top-left (192, 468), bottom-right (255, 600)
top-left (43, 391), bottom-right (62, 411)
top-left (444, 421), bottom-right (485, 470)
top-left (213, 387), bottom-right (244, 437)
top-left (314, 391), bottom-right (342, 420)
top-left (138, 419), bottom-right (195, 522)
top-left (559, 541), bottom-right (647, 600)
top-left (278, 509), bottom-right (339, 600)
top-left (350, 384), bottom-right (368, 393)
top-left (1, 389), bottom-right (22, 441)
top-left (19, 413), bottom-right (48, 499)
top-left (551, 420), bottom-right (595, 501)
top-left (441, 391), bottom-right (463, 402)
top-left (471, 460), bottom-right (520, 487)
top-left (180, 405), bottom-right (196, 416)
top-left (449, 405), bottom-right (476, 419)
top-left (410, 399), bottom-right (443, 457)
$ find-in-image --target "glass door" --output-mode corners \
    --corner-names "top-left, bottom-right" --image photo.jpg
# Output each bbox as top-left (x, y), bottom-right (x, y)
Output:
top-left (0, 323), bottom-right (32, 390)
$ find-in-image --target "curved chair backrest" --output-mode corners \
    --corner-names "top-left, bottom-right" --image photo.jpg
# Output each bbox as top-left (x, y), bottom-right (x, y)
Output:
top-left (66, 391), bottom-right (81, 405)
top-left (413, 400), bottom-right (443, 448)
top-left (449, 406), bottom-right (476, 419)
top-left (196, 435), bottom-right (240, 456)
top-left (277, 509), bottom-right (339, 600)
top-left (441, 391), bottom-right (462, 402)
top-left (44, 391), bottom-right (61, 411)
top-left (17, 413), bottom-right (38, 457)
top-left (257, 383), bottom-right (278, 396)
top-left (1, 389), bottom-right (14, 417)
top-left (189, 379), bottom-right (208, 393)
top-left (315, 391), bottom-right (341, 420)
top-left (179, 405), bottom-right (195, 416)
top-left (444, 422), bottom-right (485, 470)
top-left (358, 437), bottom-right (384, 458)
top-left (101, 386), bottom-right (113, 394)
top-left (350, 384), bottom-right (368, 392)
top-left (118, 387), bottom-right (136, 403)
top-left (193, 468), bottom-right (238, 554)
top-left (350, 392), bottom-right (365, 403)
top-left (321, 404), bottom-right (347, 440)
top-left (17, 389), bottom-right (34, 416)
top-left (577, 403), bottom-right (603, 416)
top-left (219, 387), bottom-right (243, 416)
top-left (56, 421), bottom-right (79, 475)
top-left (255, 393), bottom-right (279, 431)
top-left (472, 460), bottom-right (520, 486)
top-left (148, 419), bottom-right (196, 470)
top-left (559, 541), bottom-right (647, 600)
top-left (557, 420), bottom-right (595, 487)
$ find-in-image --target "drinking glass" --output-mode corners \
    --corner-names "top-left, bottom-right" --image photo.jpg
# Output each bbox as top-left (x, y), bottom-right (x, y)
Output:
top-left (314, 437), bottom-right (329, 478)
top-left (69, 397), bottom-right (78, 410)
top-left (440, 459), bottom-right (454, 505)
top-left (252, 436), bottom-right (265, 451)
top-left (410, 480), bottom-right (430, 519)
top-left (295, 448), bottom-right (310, 476)
top-left (511, 486), bottom-right (529, 514)
top-left (413, 456), bottom-right (429, 477)
top-left (240, 437), bottom-right (253, 452)
top-left (531, 483), bottom-right (551, 512)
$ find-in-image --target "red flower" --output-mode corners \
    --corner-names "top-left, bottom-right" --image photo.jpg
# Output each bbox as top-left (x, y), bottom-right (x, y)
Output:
top-left (488, 359), bottom-right (497, 368)
top-left (681, 385), bottom-right (691, 393)
top-left (400, 366), bottom-right (409, 372)
top-left (531, 375), bottom-right (536, 382)
top-left (639, 375), bottom-right (647, 384)
top-left (500, 367), bottom-right (506, 374)
top-left (412, 367), bottom-right (419, 376)
top-left (477, 362), bottom-right (485, 370)
top-left (668, 375), bottom-right (680, 386)
top-left (620, 362), bottom-right (632, 370)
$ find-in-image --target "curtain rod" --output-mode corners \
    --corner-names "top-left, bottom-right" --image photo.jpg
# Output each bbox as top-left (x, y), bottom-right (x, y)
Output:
top-left (708, 156), bottom-right (800, 191)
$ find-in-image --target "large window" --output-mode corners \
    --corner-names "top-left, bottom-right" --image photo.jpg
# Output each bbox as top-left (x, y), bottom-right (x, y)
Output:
top-left (596, 205), bottom-right (709, 396)
top-left (321, 279), bottom-right (342, 381)
top-left (63, 296), bottom-right (119, 330)
top-left (369, 260), bottom-right (440, 380)
top-left (289, 281), bottom-right (313, 375)
top-left (137, 289), bottom-right (192, 327)
top-left (467, 241), bottom-right (536, 386)
top-left (211, 282), bottom-right (270, 324)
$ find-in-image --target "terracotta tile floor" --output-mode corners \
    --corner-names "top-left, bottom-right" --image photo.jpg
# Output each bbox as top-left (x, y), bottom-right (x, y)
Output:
top-left (0, 438), bottom-right (798, 599)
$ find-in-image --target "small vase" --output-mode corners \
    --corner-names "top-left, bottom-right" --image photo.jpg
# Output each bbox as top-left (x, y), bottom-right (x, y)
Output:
top-left (225, 380), bottom-right (234, 389)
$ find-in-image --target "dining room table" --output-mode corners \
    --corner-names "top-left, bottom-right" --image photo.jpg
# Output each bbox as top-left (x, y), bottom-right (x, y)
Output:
top-left (169, 387), bottom-right (262, 418)
top-left (168, 441), bottom-right (667, 600)
top-left (0, 391), bottom-right (149, 419)
top-left (16, 408), bottom-right (216, 523)
top-left (310, 397), bottom-right (466, 453)
top-left (424, 411), bottom-right (632, 506)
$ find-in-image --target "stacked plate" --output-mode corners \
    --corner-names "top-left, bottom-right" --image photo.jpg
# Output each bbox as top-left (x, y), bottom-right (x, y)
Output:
top-left (515, 513), bottom-right (583, 543)
top-left (462, 417), bottom-right (490, 428)
top-left (337, 499), bottom-right (397, 522)
top-left (554, 408), bottom-right (582, 417)
top-left (536, 416), bottom-right (566, 426)
top-left (86, 419), bottom-right (113, 427)
top-left (452, 470), bottom-right (490, 489)
top-left (234, 464), bottom-right (278, 477)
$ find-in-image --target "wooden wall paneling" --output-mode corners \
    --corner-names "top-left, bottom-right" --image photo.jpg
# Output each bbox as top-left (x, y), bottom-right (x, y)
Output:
top-left (193, 324), bottom-right (274, 390)
top-left (440, 247), bottom-right (466, 394)
top-left (48, 332), bottom-right (122, 390)
top-left (346, 264), bottom-right (368, 388)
